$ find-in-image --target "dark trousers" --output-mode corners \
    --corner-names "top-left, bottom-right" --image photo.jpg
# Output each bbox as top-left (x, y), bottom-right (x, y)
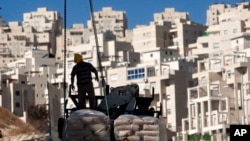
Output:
top-left (77, 83), bottom-right (96, 110)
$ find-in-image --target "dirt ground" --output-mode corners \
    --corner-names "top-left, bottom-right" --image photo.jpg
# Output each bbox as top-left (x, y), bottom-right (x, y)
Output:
top-left (0, 107), bottom-right (36, 139)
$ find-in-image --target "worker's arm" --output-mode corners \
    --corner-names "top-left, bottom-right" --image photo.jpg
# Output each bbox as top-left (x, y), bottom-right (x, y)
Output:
top-left (90, 64), bottom-right (99, 82)
top-left (71, 75), bottom-right (74, 85)
top-left (94, 69), bottom-right (99, 82)
top-left (70, 67), bottom-right (76, 90)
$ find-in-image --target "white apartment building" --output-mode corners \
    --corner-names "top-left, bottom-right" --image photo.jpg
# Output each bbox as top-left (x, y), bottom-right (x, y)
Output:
top-left (1, 49), bottom-right (64, 120)
top-left (180, 2), bottom-right (250, 141)
top-left (0, 21), bottom-right (26, 67)
top-left (132, 20), bottom-right (206, 57)
top-left (23, 7), bottom-right (63, 56)
top-left (55, 24), bottom-right (92, 62)
top-left (66, 24), bottom-right (91, 46)
top-left (154, 8), bottom-right (189, 23)
top-left (152, 8), bottom-right (207, 56)
top-left (206, 3), bottom-right (231, 26)
top-left (132, 23), bottom-right (171, 53)
top-left (0, 7), bottom-right (63, 68)
top-left (87, 7), bottom-right (128, 38)
top-left (206, 2), bottom-right (250, 26)
top-left (0, 5), bottom-right (210, 141)
top-left (107, 54), bottom-right (192, 133)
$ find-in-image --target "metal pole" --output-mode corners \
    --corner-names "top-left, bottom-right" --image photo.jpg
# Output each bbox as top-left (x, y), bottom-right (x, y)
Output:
top-left (47, 83), bottom-right (52, 140)
top-left (241, 71), bottom-right (245, 124)
top-left (63, 0), bottom-right (67, 120)
top-left (89, 0), bottom-right (105, 86)
top-left (88, 0), bottom-right (109, 117)
top-left (62, 0), bottom-right (67, 140)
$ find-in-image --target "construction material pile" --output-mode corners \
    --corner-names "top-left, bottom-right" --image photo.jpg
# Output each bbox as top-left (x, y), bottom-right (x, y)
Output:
top-left (65, 109), bottom-right (110, 141)
top-left (114, 114), bottom-right (168, 141)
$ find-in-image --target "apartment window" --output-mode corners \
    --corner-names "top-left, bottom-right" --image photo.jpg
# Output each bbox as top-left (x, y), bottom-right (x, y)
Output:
top-left (127, 68), bottom-right (145, 80)
top-left (15, 91), bottom-right (20, 96)
top-left (202, 43), bottom-right (208, 48)
top-left (167, 109), bottom-right (171, 114)
top-left (144, 41), bottom-right (151, 46)
top-left (147, 67), bottom-right (155, 77)
top-left (167, 123), bottom-right (172, 129)
top-left (166, 94), bottom-right (171, 100)
top-left (145, 32), bottom-right (151, 37)
top-left (15, 102), bottom-right (20, 108)
top-left (213, 43), bottom-right (219, 49)
top-left (110, 74), bottom-right (118, 81)
top-left (143, 32), bottom-right (150, 37)
top-left (233, 29), bottom-right (237, 33)
top-left (227, 71), bottom-right (232, 78)
top-left (221, 100), bottom-right (227, 111)
top-left (224, 30), bottom-right (228, 34)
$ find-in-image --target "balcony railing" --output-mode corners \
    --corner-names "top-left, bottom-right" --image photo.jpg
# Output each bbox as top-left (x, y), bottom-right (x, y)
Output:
top-left (210, 89), bottom-right (220, 96)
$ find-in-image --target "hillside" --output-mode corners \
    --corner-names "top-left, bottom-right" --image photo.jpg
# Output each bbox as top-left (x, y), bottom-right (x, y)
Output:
top-left (0, 107), bottom-right (35, 138)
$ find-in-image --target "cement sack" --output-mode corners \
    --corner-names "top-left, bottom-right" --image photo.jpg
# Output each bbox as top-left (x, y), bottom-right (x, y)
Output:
top-left (65, 109), bottom-right (110, 141)
top-left (114, 114), bottom-right (167, 141)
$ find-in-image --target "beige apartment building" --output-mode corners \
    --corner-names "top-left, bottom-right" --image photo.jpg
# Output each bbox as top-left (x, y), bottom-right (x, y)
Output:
top-left (0, 7), bottom-right (63, 68)
top-left (22, 7), bottom-right (63, 56)
top-left (56, 7), bottom-right (128, 62)
top-left (154, 8), bottom-right (189, 23)
top-left (87, 7), bottom-right (128, 38)
top-left (55, 23), bottom-right (91, 62)
top-left (0, 49), bottom-right (63, 140)
top-left (180, 2), bottom-right (250, 141)
top-left (0, 21), bottom-right (26, 67)
top-left (132, 19), bottom-right (206, 57)
top-left (0, 4), bottom-right (230, 141)
top-left (206, 2), bottom-right (250, 26)
top-left (152, 8), bottom-right (207, 56)
top-left (1, 49), bottom-right (64, 119)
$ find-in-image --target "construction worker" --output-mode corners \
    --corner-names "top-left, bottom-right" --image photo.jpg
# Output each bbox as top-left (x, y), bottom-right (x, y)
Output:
top-left (70, 53), bottom-right (99, 110)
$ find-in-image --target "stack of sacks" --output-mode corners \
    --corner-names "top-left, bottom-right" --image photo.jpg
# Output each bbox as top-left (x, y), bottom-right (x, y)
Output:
top-left (114, 114), bottom-right (167, 141)
top-left (65, 109), bottom-right (110, 141)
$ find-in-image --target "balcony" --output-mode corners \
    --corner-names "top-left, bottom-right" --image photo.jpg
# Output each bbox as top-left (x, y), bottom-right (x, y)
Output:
top-left (188, 87), bottom-right (198, 101)
top-left (160, 69), bottom-right (174, 79)
top-left (192, 47), bottom-right (212, 55)
top-left (223, 53), bottom-right (248, 68)
top-left (50, 77), bottom-right (63, 84)
top-left (210, 89), bottom-right (220, 97)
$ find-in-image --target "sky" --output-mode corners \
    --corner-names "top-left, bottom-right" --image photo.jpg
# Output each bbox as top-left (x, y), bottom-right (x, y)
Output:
top-left (0, 0), bottom-right (243, 29)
